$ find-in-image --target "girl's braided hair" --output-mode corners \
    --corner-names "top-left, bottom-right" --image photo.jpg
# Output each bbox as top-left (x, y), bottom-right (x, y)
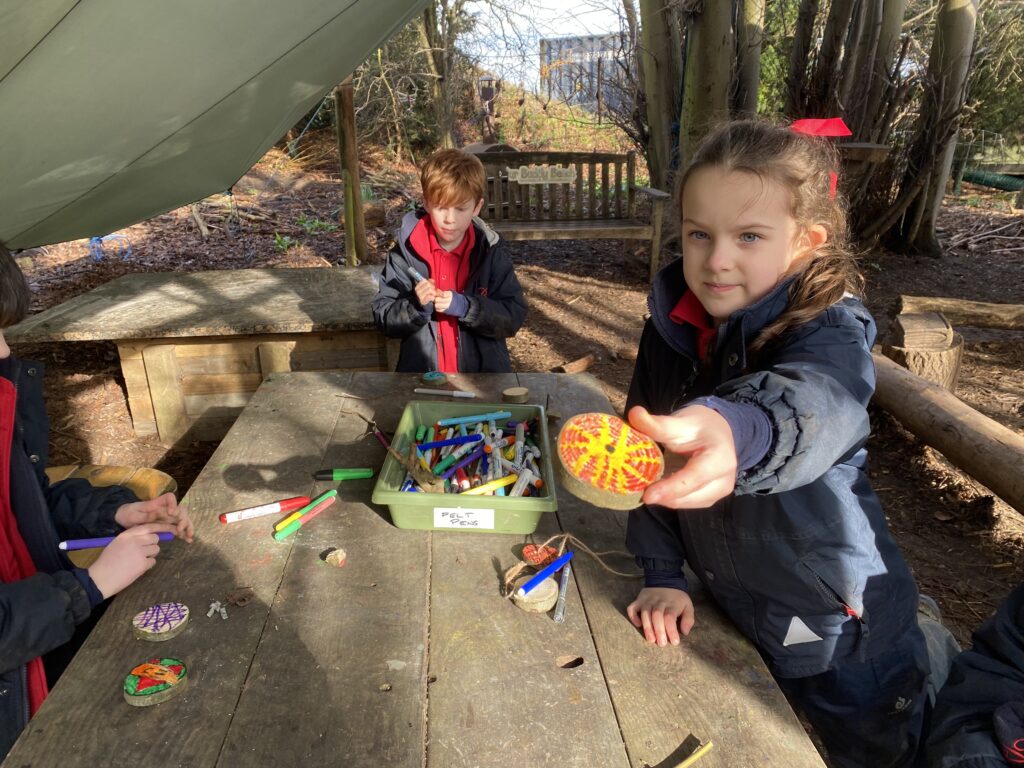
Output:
top-left (677, 119), bottom-right (864, 353)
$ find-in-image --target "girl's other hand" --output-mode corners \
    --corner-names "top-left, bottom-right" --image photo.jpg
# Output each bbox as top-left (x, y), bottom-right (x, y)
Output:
top-left (627, 587), bottom-right (695, 646)
top-left (87, 523), bottom-right (176, 599)
top-left (115, 492), bottom-right (194, 543)
top-left (628, 405), bottom-right (738, 509)
top-left (414, 279), bottom-right (438, 308)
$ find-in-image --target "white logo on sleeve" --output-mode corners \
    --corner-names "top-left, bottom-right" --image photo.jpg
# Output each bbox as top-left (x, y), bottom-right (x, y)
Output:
top-left (782, 617), bottom-right (824, 646)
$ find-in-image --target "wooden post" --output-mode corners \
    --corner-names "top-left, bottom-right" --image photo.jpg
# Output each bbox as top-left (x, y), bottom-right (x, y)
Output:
top-left (334, 77), bottom-right (367, 266)
top-left (872, 352), bottom-right (1024, 516)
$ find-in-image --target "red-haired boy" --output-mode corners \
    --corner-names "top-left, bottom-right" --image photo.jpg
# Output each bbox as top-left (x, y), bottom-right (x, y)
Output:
top-left (372, 149), bottom-right (527, 372)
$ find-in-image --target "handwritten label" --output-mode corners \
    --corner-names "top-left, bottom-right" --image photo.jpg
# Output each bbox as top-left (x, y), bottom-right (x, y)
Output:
top-left (434, 507), bottom-right (495, 529)
top-left (506, 164), bottom-right (576, 184)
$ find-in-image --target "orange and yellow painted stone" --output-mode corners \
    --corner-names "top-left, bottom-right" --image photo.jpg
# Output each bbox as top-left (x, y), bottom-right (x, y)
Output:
top-left (556, 413), bottom-right (663, 509)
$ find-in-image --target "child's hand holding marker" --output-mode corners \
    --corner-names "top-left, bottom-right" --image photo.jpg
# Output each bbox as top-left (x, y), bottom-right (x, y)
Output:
top-left (115, 492), bottom-right (194, 543)
top-left (87, 523), bottom-right (178, 599)
top-left (627, 405), bottom-right (737, 510)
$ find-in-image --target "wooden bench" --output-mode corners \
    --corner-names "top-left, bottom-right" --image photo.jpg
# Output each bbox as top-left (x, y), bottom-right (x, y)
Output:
top-left (474, 151), bottom-right (670, 278)
top-left (7, 267), bottom-right (397, 447)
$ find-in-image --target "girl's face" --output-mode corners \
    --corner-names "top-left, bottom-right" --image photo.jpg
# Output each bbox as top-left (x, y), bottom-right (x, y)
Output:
top-left (681, 165), bottom-right (822, 325)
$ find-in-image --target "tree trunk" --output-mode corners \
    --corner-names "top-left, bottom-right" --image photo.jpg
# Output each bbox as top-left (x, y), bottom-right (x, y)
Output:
top-left (334, 78), bottom-right (367, 266)
top-left (680, 0), bottom-right (733, 167)
top-left (734, 0), bottom-right (767, 116)
top-left (785, 0), bottom-right (820, 116)
top-left (891, 0), bottom-right (977, 255)
top-left (855, 0), bottom-right (907, 141)
top-left (638, 0), bottom-right (675, 189)
top-left (420, 5), bottom-right (455, 149)
top-left (899, 295), bottom-right (1024, 329)
top-left (872, 352), bottom-right (1024, 516)
top-left (806, 0), bottom-right (856, 115)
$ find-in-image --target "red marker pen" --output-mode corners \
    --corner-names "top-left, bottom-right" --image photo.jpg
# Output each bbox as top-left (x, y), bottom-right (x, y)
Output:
top-left (220, 496), bottom-right (310, 524)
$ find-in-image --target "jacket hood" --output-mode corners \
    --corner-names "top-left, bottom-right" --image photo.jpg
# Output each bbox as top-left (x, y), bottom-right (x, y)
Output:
top-left (397, 209), bottom-right (499, 253)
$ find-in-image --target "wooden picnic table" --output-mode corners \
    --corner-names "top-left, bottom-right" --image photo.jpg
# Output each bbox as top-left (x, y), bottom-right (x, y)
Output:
top-left (5, 267), bottom-right (396, 446)
top-left (4, 372), bottom-right (825, 768)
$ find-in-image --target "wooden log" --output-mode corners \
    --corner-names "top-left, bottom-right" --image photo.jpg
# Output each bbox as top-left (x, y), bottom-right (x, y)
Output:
top-left (899, 295), bottom-right (1024, 330)
top-left (882, 333), bottom-right (963, 391)
top-left (551, 353), bottom-right (595, 374)
top-left (872, 351), bottom-right (1024, 515)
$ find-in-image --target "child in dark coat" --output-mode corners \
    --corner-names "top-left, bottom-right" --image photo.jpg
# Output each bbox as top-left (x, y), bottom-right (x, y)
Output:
top-left (0, 244), bottom-right (193, 757)
top-left (625, 120), bottom-right (937, 768)
top-left (372, 149), bottom-right (527, 373)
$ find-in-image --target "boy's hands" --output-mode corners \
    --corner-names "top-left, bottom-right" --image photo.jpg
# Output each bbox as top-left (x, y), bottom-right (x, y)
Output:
top-left (627, 587), bottom-right (696, 646)
top-left (87, 523), bottom-right (176, 599)
top-left (413, 278), bottom-right (456, 314)
top-left (414, 279), bottom-right (439, 309)
top-left (628, 405), bottom-right (738, 509)
top-left (115, 492), bottom-right (194, 543)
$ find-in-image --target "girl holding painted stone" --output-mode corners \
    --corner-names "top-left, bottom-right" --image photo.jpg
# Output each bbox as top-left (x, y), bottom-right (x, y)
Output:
top-left (624, 120), bottom-right (948, 768)
top-left (0, 244), bottom-right (193, 757)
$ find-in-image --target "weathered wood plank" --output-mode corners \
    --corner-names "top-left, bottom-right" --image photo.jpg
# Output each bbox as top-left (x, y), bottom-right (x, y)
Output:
top-left (492, 220), bottom-right (653, 241)
top-left (220, 372), bottom-right (430, 767)
top-left (5, 268), bottom-right (382, 343)
top-left (143, 345), bottom-right (190, 446)
top-left (5, 372), bottom-right (346, 767)
top-left (423, 372), bottom-right (630, 767)
top-left (516, 372), bottom-right (827, 768)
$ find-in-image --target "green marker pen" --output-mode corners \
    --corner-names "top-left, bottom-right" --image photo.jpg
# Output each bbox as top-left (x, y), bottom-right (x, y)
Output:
top-left (313, 468), bottom-right (375, 482)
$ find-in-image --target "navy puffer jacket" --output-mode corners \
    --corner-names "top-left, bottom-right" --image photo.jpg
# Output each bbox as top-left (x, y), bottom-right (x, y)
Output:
top-left (626, 258), bottom-right (919, 678)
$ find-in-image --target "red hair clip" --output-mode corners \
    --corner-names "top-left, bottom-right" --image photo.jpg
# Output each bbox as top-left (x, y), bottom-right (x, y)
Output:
top-left (790, 118), bottom-right (852, 199)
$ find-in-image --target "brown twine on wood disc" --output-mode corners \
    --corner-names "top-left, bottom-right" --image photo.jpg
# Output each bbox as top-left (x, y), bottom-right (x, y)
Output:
top-left (502, 532), bottom-right (641, 599)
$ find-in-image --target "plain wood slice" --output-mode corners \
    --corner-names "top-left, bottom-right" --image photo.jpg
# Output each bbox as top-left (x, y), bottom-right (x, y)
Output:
top-left (889, 312), bottom-right (954, 349)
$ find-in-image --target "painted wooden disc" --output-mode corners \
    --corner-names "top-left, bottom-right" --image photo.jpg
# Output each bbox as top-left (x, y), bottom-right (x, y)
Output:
top-left (556, 412), bottom-right (664, 510)
top-left (132, 602), bottom-right (190, 641)
top-left (510, 575), bottom-right (558, 613)
top-left (123, 657), bottom-right (188, 707)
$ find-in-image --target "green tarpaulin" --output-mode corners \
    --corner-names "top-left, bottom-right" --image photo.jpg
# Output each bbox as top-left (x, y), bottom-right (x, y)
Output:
top-left (0, 0), bottom-right (425, 250)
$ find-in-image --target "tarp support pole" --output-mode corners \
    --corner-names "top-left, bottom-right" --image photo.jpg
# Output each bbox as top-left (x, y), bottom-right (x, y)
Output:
top-left (335, 76), bottom-right (368, 266)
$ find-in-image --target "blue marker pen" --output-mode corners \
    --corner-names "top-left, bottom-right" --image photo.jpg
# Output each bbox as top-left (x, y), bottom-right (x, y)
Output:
top-left (516, 551), bottom-right (574, 597)
top-left (407, 265), bottom-right (427, 283)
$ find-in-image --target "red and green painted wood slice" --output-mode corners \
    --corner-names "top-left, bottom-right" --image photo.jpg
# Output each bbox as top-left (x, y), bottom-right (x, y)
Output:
top-left (556, 412), bottom-right (663, 510)
top-left (123, 657), bottom-right (188, 707)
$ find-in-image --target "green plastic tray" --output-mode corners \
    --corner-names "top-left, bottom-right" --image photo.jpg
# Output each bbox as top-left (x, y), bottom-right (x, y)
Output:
top-left (371, 400), bottom-right (558, 533)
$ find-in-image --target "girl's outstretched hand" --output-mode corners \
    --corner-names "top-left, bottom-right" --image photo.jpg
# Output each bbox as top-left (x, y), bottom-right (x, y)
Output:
top-left (115, 492), bottom-right (194, 543)
top-left (628, 404), bottom-right (738, 509)
top-left (627, 587), bottom-right (695, 646)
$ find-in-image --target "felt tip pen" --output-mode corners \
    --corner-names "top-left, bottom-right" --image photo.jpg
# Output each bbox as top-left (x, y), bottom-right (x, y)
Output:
top-left (273, 495), bottom-right (337, 541)
top-left (274, 489), bottom-right (338, 531)
top-left (220, 495), bottom-right (311, 524)
top-left (58, 532), bottom-right (175, 551)
top-left (553, 562), bottom-right (572, 623)
top-left (417, 434), bottom-right (482, 451)
top-left (407, 265), bottom-right (427, 283)
top-left (313, 468), bottom-right (375, 482)
top-left (516, 551), bottom-right (574, 598)
top-left (413, 388), bottom-right (476, 399)
top-left (437, 410), bottom-right (512, 427)
top-left (460, 473), bottom-right (517, 496)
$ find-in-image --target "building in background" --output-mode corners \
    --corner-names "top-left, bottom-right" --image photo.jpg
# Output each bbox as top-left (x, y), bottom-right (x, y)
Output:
top-left (539, 33), bottom-right (630, 114)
